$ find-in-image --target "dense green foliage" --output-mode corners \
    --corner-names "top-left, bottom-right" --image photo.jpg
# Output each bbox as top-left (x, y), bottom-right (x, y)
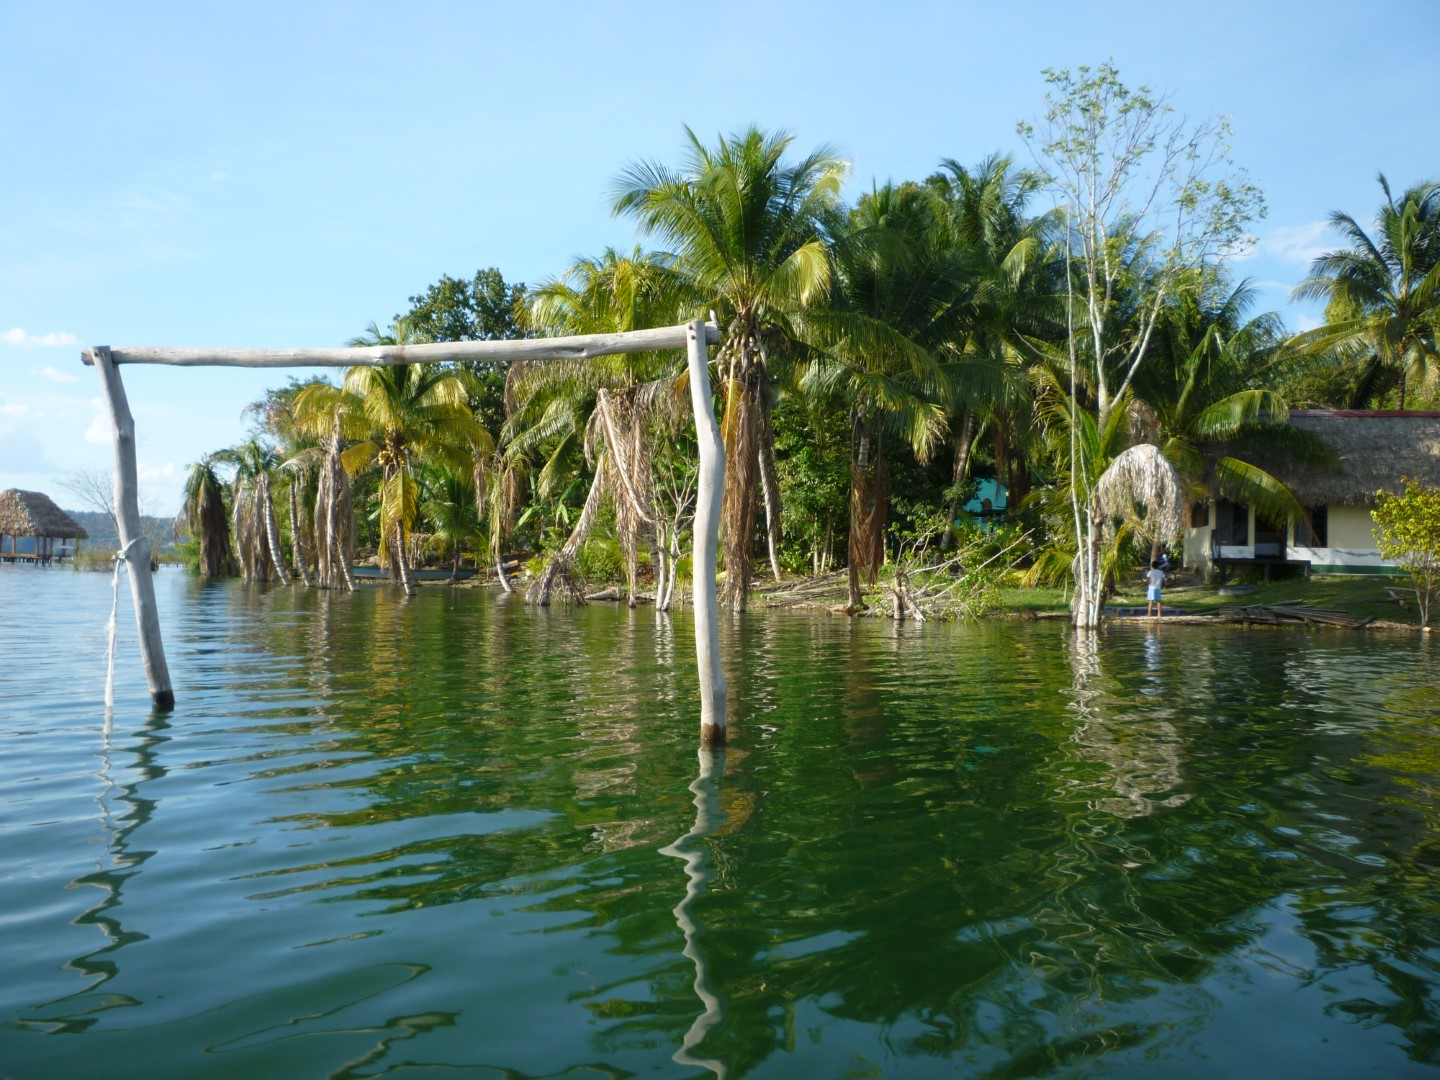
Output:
top-left (1372, 481), bottom-right (1440, 626)
top-left (176, 68), bottom-right (1437, 615)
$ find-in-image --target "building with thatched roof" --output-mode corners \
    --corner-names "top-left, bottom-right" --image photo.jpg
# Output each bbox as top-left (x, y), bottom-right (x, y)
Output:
top-left (0, 489), bottom-right (89, 564)
top-left (1183, 411), bottom-right (1440, 576)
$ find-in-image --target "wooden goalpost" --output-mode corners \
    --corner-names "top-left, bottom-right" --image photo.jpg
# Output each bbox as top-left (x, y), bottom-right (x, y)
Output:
top-left (83, 318), bottom-right (730, 744)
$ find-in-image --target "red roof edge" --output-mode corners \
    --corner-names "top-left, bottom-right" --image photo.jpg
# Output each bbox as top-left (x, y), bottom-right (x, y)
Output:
top-left (1289, 409), bottom-right (1440, 419)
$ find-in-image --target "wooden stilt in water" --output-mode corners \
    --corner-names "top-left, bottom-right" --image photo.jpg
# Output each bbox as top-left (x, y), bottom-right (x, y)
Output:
top-left (90, 347), bottom-right (174, 710)
top-left (685, 320), bottom-right (727, 745)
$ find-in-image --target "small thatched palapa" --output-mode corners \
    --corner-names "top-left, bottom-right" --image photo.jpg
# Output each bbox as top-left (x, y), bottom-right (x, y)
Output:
top-left (1220, 411), bottom-right (1440, 508)
top-left (0, 489), bottom-right (89, 540)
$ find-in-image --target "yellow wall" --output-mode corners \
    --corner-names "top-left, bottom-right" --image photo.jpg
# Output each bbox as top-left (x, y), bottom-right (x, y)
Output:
top-left (1328, 504), bottom-right (1377, 549)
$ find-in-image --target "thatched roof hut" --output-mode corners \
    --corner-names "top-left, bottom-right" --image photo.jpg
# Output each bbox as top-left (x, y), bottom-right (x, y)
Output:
top-left (1221, 411), bottom-right (1440, 508)
top-left (0, 489), bottom-right (89, 541)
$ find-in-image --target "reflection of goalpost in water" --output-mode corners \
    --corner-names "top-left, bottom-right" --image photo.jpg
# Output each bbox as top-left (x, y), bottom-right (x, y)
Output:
top-left (84, 319), bottom-right (729, 743)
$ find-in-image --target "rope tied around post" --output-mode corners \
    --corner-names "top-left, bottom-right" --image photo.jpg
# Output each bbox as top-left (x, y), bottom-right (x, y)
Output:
top-left (105, 539), bottom-right (142, 711)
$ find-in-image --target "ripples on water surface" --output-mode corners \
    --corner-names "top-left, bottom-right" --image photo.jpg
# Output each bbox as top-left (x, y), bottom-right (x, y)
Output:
top-left (4, 566), bottom-right (1440, 1077)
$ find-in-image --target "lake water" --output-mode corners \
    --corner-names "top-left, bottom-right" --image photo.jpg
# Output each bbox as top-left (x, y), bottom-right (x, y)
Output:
top-left (4, 566), bottom-right (1440, 1078)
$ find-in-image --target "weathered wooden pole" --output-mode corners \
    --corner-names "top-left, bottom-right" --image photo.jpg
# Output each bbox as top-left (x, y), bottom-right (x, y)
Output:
top-left (90, 347), bottom-right (174, 710)
top-left (685, 320), bottom-right (728, 744)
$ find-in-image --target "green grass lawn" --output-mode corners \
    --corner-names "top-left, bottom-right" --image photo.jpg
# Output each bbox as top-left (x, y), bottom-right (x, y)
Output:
top-left (997, 570), bottom-right (1421, 625)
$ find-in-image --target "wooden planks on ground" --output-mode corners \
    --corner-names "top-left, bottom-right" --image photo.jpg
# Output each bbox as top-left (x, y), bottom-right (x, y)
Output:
top-left (1217, 601), bottom-right (1375, 629)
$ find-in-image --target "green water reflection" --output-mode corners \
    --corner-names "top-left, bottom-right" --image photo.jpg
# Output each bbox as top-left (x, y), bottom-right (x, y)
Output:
top-left (2, 570), bottom-right (1440, 1077)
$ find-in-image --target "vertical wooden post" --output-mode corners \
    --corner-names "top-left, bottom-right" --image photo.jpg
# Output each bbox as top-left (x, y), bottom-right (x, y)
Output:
top-left (91, 347), bottom-right (175, 710)
top-left (685, 320), bottom-right (727, 744)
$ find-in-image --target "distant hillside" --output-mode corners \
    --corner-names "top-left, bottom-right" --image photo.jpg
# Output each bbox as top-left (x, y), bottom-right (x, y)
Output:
top-left (63, 510), bottom-right (178, 552)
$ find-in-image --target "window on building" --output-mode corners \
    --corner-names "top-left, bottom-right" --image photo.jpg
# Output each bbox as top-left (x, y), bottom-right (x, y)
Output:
top-left (1190, 501), bottom-right (1209, 527)
top-left (1295, 505), bottom-right (1328, 547)
top-left (1215, 499), bottom-right (1248, 545)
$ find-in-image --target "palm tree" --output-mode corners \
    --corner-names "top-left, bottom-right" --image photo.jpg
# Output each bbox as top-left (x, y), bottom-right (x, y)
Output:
top-left (513, 248), bottom-right (690, 605)
top-left (928, 155), bottom-right (1062, 520)
top-left (419, 461), bottom-right (481, 581)
top-left (182, 455), bottom-right (235, 578)
top-left (613, 126), bottom-right (847, 609)
top-left (1293, 175), bottom-right (1440, 408)
top-left (807, 183), bottom-right (958, 610)
top-left (1136, 277), bottom-right (1326, 530)
top-left (214, 439), bottom-right (290, 583)
top-left (295, 327), bottom-right (494, 596)
top-left (213, 437), bottom-right (289, 584)
top-left (314, 407), bottom-right (356, 592)
top-left (244, 378), bottom-right (330, 588)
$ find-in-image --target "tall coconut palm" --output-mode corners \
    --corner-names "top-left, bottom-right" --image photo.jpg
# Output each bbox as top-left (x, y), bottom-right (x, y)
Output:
top-left (419, 461), bottom-right (482, 581)
top-left (313, 408), bottom-right (356, 591)
top-left (294, 330), bottom-right (494, 596)
top-left (214, 439), bottom-right (290, 583)
top-left (1136, 277), bottom-right (1327, 529)
top-left (1293, 175), bottom-right (1440, 408)
top-left (929, 155), bottom-right (1062, 518)
top-left (613, 126), bottom-right (847, 609)
top-left (514, 247), bottom-right (690, 605)
top-left (805, 183), bottom-right (960, 610)
top-left (182, 455), bottom-right (236, 578)
top-left (244, 378), bottom-right (333, 588)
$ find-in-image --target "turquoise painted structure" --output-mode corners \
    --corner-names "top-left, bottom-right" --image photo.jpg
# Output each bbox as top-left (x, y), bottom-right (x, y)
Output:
top-left (959, 478), bottom-right (1008, 531)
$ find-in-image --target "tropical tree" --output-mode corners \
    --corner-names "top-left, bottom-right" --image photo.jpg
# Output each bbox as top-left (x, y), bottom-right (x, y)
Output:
top-left (927, 155), bottom-right (1061, 521)
top-left (182, 455), bottom-right (236, 578)
top-left (313, 407), bottom-right (356, 592)
top-left (808, 183), bottom-right (958, 610)
top-left (1135, 276), bottom-right (1327, 532)
top-left (1020, 62), bottom-right (1265, 626)
top-left (244, 377), bottom-right (331, 588)
top-left (1372, 480), bottom-right (1440, 626)
top-left (613, 126), bottom-right (847, 609)
top-left (295, 325), bottom-right (494, 595)
top-left (1293, 176), bottom-right (1440, 409)
top-left (514, 247), bottom-right (691, 605)
top-left (419, 462), bottom-right (482, 581)
top-left (214, 438), bottom-right (290, 584)
top-left (397, 267), bottom-right (529, 434)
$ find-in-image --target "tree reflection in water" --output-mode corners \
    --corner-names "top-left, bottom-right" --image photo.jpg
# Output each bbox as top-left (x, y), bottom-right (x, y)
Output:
top-left (1066, 627), bottom-right (1189, 819)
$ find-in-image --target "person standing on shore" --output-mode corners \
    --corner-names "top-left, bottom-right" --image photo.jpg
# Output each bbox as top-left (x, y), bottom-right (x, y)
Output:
top-left (1146, 560), bottom-right (1167, 618)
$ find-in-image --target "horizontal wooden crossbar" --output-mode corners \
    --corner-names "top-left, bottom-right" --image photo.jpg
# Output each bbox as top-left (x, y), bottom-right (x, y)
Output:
top-left (81, 323), bottom-right (721, 368)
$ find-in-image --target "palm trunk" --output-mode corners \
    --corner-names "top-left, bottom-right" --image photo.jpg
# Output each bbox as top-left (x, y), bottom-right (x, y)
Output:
top-left (655, 532), bottom-right (671, 612)
top-left (289, 482), bottom-right (312, 587)
top-left (1072, 509), bottom-right (1103, 629)
top-left (315, 415), bottom-right (353, 591)
top-left (394, 520), bottom-right (415, 596)
top-left (942, 411), bottom-right (978, 550)
top-left (261, 475), bottom-right (290, 584)
top-left (719, 369), bottom-right (761, 612)
top-left (758, 404), bottom-right (783, 582)
top-left (846, 418), bottom-right (888, 613)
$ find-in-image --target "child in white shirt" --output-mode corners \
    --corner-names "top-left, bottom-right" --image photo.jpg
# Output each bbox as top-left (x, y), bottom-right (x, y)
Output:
top-left (1146, 560), bottom-right (1167, 617)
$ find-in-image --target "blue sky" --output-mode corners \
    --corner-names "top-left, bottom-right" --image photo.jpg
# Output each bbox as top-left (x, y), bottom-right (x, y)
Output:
top-left (2, 0), bottom-right (1435, 515)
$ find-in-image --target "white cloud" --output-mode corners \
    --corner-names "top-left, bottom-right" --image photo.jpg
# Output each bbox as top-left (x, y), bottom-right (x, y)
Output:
top-left (1, 402), bottom-right (30, 418)
top-left (1, 327), bottom-right (80, 347)
top-left (0, 425), bottom-right (56, 472)
top-left (1292, 313), bottom-right (1322, 333)
top-left (138, 461), bottom-right (182, 487)
top-left (1255, 221), bottom-right (1333, 267)
top-left (84, 398), bottom-right (111, 445)
top-left (39, 365), bottom-right (79, 384)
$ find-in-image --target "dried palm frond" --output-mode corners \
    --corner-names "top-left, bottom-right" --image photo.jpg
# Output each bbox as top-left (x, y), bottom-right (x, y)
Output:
top-left (527, 458), bottom-right (609, 606)
top-left (1093, 443), bottom-right (1184, 551)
